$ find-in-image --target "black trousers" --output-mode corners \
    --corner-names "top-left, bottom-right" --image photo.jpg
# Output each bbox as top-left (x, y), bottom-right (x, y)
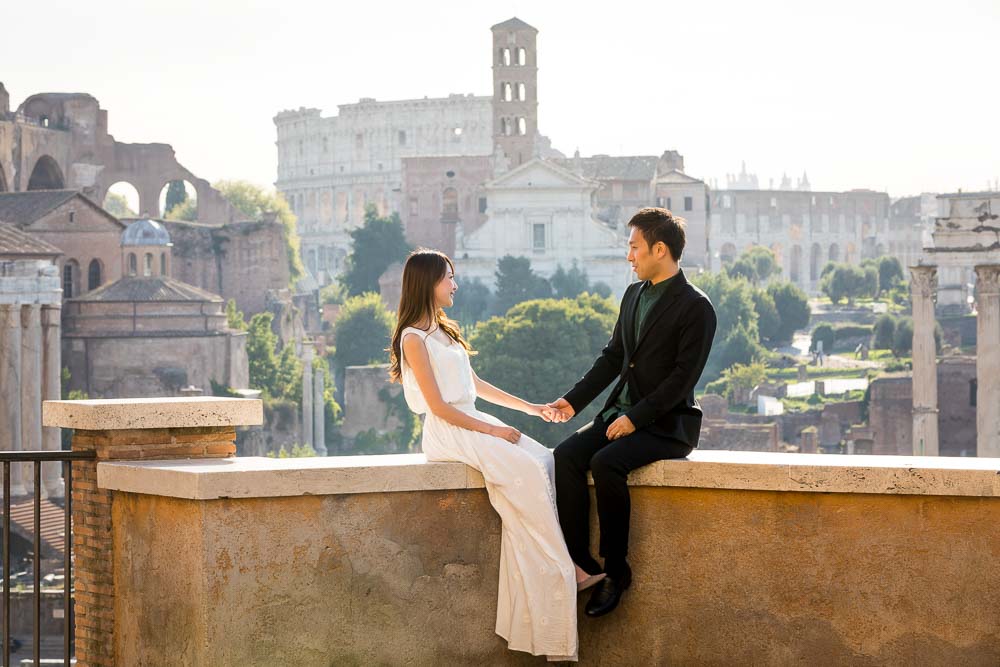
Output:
top-left (553, 416), bottom-right (692, 577)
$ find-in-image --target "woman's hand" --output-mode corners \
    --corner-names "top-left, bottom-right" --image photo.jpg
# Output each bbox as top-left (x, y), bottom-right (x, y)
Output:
top-left (525, 403), bottom-right (558, 422)
top-left (490, 425), bottom-right (522, 444)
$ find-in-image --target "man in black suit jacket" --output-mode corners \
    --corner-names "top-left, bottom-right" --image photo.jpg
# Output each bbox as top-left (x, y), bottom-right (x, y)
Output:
top-left (547, 207), bottom-right (717, 617)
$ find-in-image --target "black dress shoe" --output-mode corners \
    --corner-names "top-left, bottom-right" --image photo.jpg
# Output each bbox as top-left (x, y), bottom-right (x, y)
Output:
top-left (584, 564), bottom-right (632, 617)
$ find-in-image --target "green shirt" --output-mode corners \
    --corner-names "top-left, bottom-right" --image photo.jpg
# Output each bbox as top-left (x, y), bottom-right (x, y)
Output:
top-left (601, 275), bottom-right (675, 423)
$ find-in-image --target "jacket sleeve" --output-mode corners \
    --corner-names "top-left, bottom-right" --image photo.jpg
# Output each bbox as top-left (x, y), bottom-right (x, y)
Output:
top-left (625, 295), bottom-right (717, 430)
top-left (563, 286), bottom-right (632, 414)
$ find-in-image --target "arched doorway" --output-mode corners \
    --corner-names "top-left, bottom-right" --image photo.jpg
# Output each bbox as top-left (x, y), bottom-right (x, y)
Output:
top-left (828, 243), bottom-right (840, 264)
top-left (27, 156), bottom-right (64, 190)
top-left (441, 188), bottom-right (459, 223)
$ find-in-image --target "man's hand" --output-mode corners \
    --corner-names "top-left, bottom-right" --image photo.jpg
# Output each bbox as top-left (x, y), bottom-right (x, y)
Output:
top-left (546, 398), bottom-right (575, 423)
top-left (605, 415), bottom-right (635, 441)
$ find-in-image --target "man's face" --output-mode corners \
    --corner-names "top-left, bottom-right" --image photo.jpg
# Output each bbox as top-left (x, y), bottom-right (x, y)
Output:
top-left (627, 227), bottom-right (666, 280)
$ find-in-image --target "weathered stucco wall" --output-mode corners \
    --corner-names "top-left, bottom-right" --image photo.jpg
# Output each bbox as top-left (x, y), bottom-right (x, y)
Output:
top-left (111, 477), bottom-right (1000, 666)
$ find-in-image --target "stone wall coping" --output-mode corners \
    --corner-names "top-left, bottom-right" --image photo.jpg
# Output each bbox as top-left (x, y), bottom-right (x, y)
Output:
top-left (96, 450), bottom-right (1000, 501)
top-left (42, 397), bottom-right (263, 430)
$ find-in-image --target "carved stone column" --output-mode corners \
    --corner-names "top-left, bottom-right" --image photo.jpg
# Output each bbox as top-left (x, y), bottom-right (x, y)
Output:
top-left (910, 266), bottom-right (939, 456)
top-left (974, 265), bottom-right (1000, 457)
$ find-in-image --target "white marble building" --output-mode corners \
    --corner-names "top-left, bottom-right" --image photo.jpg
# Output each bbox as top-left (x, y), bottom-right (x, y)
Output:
top-left (455, 158), bottom-right (631, 297)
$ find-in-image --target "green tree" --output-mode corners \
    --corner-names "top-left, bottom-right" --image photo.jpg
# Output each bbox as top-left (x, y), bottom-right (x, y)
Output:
top-left (103, 192), bottom-right (136, 218)
top-left (493, 256), bottom-right (552, 316)
top-left (873, 314), bottom-right (896, 350)
top-left (225, 298), bottom-right (247, 331)
top-left (246, 312), bottom-right (280, 396)
top-left (877, 256), bottom-right (905, 294)
top-left (550, 261), bottom-right (591, 299)
top-left (690, 271), bottom-right (764, 383)
top-left (339, 204), bottom-right (411, 296)
top-left (163, 180), bottom-right (188, 217)
top-left (213, 180), bottom-right (304, 283)
top-left (451, 277), bottom-right (494, 327)
top-left (767, 282), bottom-right (810, 343)
top-left (727, 246), bottom-right (780, 286)
top-left (721, 361), bottom-right (768, 405)
top-left (811, 323), bottom-right (835, 353)
top-left (821, 264), bottom-right (870, 305)
top-left (892, 317), bottom-right (913, 356)
top-left (468, 294), bottom-right (617, 443)
top-left (331, 292), bottom-right (395, 373)
top-left (751, 288), bottom-right (780, 343)
top-left (319, 282), bottom-right (348, 306)
top-left (164, 198), bottom-right (197, 222)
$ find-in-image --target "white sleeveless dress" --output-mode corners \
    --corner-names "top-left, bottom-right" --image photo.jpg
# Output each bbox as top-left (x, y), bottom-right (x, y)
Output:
top-left (399, 326), bottom-right (578, 661)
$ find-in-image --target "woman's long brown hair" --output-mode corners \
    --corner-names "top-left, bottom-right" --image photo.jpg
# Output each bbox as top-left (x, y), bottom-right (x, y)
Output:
top-left (388, 249), bottom-right (473, 383)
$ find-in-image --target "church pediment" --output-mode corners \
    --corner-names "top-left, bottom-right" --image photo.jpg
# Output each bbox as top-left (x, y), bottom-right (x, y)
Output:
top-left (486, 158), bottom-right (595, 190)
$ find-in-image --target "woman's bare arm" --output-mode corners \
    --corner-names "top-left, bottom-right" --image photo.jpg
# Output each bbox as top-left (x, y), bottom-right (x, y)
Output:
top-left (402, 334), bottom-right (520, 441)
top-left (472, 369), bottom-right (546, 417)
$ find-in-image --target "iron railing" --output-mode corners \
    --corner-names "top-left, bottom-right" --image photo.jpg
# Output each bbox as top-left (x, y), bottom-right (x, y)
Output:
top-left (0, 450), bottom-right (95, 667)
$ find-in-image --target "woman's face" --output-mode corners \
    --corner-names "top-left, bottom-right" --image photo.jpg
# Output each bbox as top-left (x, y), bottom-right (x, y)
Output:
top-left (434, 266), bottom-right (457, 309)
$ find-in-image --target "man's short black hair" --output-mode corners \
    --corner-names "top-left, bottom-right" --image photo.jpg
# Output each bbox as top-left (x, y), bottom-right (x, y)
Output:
top-left (628, 207), bottom-right (686, 261)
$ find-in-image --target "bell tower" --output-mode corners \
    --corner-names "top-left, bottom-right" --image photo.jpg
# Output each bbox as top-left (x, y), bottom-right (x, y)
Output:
top-left (491, 18), bottom-right (538, 168)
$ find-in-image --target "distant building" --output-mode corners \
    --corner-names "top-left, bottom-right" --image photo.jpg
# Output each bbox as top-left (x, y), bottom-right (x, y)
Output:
top-left (62, 220), bottom-right (249, 398)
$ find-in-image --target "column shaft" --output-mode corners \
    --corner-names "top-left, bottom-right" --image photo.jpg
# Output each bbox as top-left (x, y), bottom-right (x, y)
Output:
top-left (20, 304), bottom-right (42, 495)
top-left (910, 266), bottom-right (939, 456)
top-left (42, 305), bottom-right (64, 496)
top-left (975, 265), bottom-right (1000, 457)
top-left (0, 304), bottom-right (27, 495)
top-left (314, 371), bottom-right (326, 456)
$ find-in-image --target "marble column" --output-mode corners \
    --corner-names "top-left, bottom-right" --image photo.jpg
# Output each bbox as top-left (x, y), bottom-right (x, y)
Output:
top-left (20, 304), bottom-right (42, 495)
top-left (974, 265), bottom-right (1000, 458)
top-left (41, 304), bottom-right (64, 496)
top-left (302, 341), bottom-right (314, 453)
top-left (910, 266), bottom-right (939, 456)
top-left (0, 305), bottom-right (27, 495)
top-left (314, 370), bottom-right (326, 456)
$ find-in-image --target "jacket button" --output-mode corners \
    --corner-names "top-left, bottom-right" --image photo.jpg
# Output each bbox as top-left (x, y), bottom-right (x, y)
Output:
top-left (629, 362), bottom-right (635, 368)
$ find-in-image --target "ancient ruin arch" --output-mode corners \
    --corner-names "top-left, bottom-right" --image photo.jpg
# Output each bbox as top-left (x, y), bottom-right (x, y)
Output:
top-left (158, 179), bottom-right (197, 219)
top-left (810, 243), bottom-right (822, 281)
top-left (103, 181), bottom-right (140, 218)
top-left (27, 155), bottom-right (64, 190)
top-left (828, 243), bottom-right (840, 264)
top-left (789, 245), bottom-right (802, 283)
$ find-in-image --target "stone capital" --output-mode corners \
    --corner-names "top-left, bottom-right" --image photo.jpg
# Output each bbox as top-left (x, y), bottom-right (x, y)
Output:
top-left (909, 265), bottom-right (937, 299)
top-left (974, 265), bottom-right (1000, 295)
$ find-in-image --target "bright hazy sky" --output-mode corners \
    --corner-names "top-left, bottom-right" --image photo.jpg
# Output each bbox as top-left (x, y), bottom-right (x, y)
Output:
top-left (5, 0), bottom-right (998, 197)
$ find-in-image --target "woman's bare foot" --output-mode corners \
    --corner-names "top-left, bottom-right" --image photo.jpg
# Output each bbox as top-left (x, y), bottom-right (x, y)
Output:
top-left (575, 564), bottom-right (606, 592)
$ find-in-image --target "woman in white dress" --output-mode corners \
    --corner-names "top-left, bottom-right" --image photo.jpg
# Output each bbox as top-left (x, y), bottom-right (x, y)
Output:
top-left (388, 249), bottom-right (604, 662)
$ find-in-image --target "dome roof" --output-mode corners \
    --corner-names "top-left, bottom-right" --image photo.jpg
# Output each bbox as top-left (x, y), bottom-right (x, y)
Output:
top-left (121, 219), bottom-right (171, 247)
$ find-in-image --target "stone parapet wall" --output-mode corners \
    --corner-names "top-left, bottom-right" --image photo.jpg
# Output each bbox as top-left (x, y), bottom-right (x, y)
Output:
top-left (97, 449), bottom-right (1000, 665)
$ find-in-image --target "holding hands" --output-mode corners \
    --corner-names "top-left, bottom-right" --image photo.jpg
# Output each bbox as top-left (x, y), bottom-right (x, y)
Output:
top-left (542, 398), bottom-right (575, 423)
